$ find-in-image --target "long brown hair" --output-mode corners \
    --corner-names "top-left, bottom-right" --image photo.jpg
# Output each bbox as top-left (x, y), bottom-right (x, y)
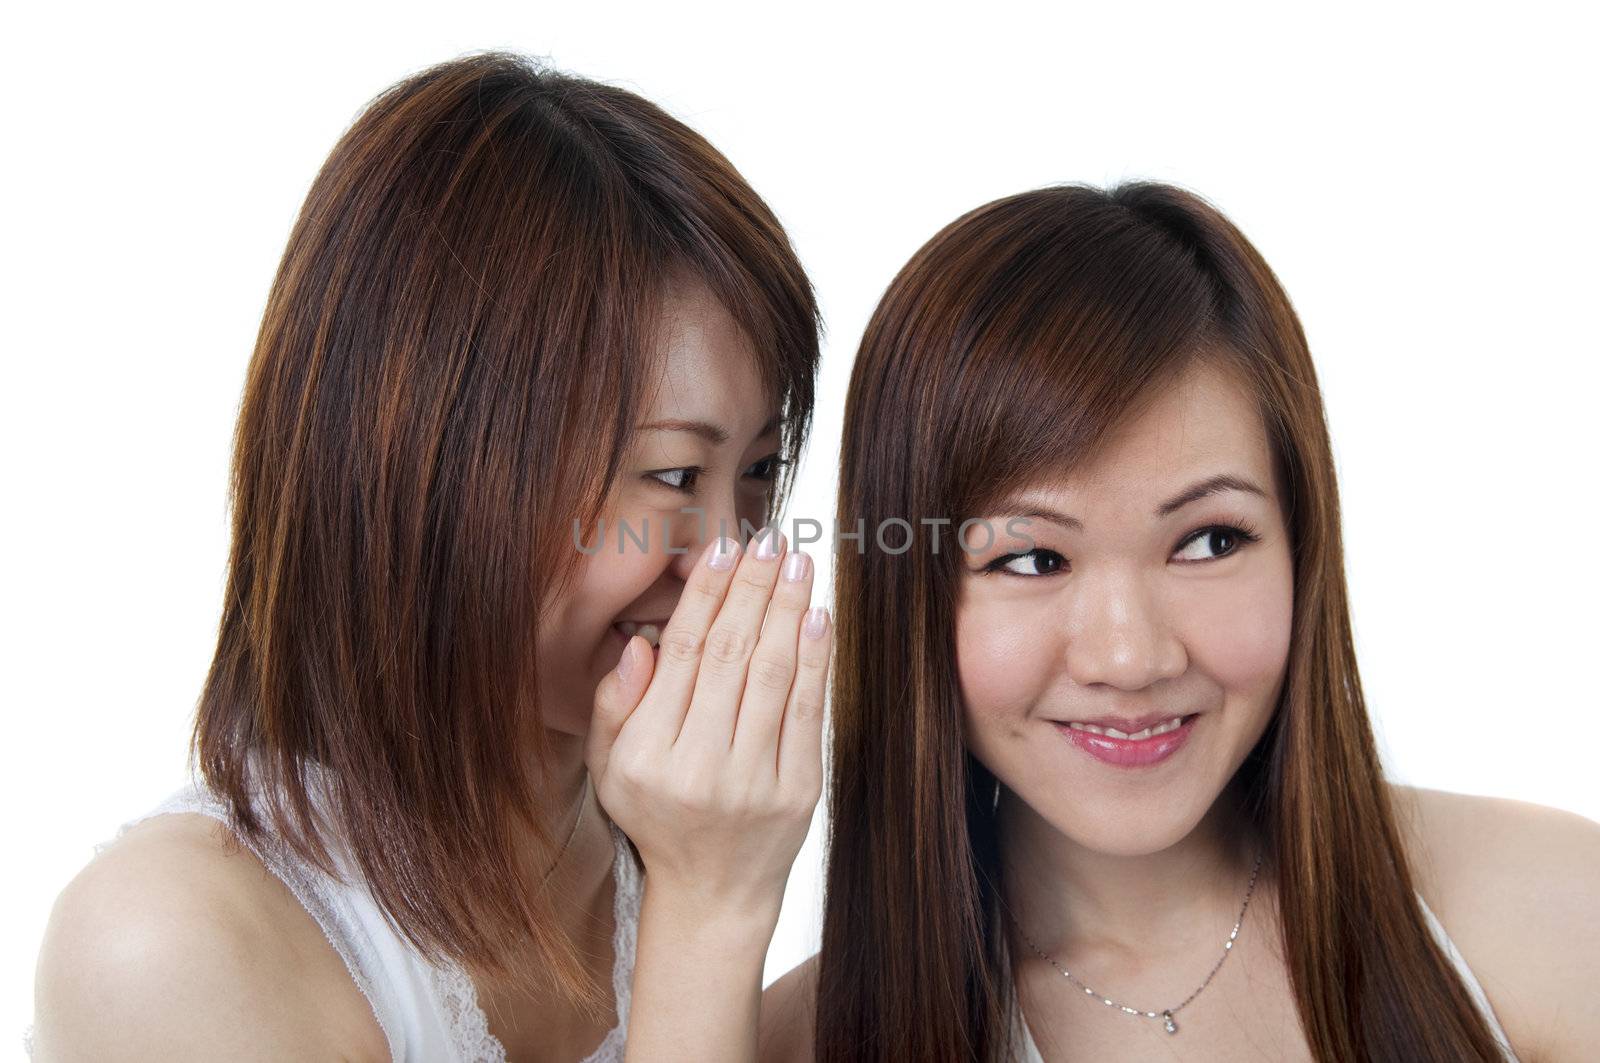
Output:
top-left (818, 182), bottom-right (1509, 1061)
top-left (193, 51), bottom-right (819, 1010)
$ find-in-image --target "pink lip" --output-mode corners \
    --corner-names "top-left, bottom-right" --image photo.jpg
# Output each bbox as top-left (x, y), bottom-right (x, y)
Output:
top-left (1052, 714), bottom-right (1198, 768)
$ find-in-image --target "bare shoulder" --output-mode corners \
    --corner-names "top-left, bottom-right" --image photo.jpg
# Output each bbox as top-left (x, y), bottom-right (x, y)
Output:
top-left (1386, 782), bottom-right (1600, 911)
top-left (759, 952), bottom-right (819, 1063)
top-left (1387, 781), bottom-right (1600, 1059)
top-left (31, 811), bottom-right (387, 1062)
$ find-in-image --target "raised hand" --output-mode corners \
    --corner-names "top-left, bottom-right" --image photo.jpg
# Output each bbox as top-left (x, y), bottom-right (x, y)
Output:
top-left (586, 525), bottom-right (831, 921)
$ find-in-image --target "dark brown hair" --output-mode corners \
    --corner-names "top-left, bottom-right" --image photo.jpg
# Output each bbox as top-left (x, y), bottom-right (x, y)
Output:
top-left (193, 51), bottom-right (819, 1008)
top-left (817, 182), bottom-right (1510, 1061)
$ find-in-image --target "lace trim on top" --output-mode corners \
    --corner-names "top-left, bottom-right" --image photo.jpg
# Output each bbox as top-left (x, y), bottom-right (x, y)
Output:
top-left (431, 962), bottom-right (507, 1062)
top-left (429, 817), bottom-right (641, 1062)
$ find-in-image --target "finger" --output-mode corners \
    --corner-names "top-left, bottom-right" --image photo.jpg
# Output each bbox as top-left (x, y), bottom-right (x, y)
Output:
top-left (584, 633), bottom-right (656, 784)
top-left (676, 525), bottom-right (787, 748)
top-left (631, 534), bottom-right (742, 744)
top-left (777, 605), bottom-right (831, 794)
top-left (729, 547), bottom-right (815, 769)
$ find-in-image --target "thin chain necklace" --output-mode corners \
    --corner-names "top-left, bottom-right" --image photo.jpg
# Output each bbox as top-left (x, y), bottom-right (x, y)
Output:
top-left (539, 773), bottom-right (589, 884)
top-left (1002, 849), bottom-right (1263, 1035)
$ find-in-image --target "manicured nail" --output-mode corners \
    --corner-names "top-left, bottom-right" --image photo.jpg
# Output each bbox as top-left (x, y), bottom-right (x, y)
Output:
top-left (783, 550), bottom-right (811, 582)
top-left (707, 536), bottom-right (740, 571)
top-left (616, 637), bottom-right (640, 682)
top-left (803, 607), bottom-right (829, 639)
top-left (753, 525), bottom-right (784, 560)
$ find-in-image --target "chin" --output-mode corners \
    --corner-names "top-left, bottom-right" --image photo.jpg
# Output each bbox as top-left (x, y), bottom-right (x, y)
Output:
top-left (534, 676), bottom-right (598, 740)
top-left (543, 714), bottom-right (591, 740)
top-left (1056, 816), bottom-right (1198, 858)
top-left (1008, 774), bottom-right (1215, 858)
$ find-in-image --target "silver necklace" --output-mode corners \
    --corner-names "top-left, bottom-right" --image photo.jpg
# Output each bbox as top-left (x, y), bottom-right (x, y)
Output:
top-left (539, 773), bottom-right (589, 884)
top-left (1004, 849), bottom-right (1263, 1035)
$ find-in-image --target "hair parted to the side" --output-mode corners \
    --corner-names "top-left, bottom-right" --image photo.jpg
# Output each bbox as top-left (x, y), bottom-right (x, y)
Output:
top-left (193, 50), bottom-right (819, 1011)
top-left (817, 182), bottom-right (1511, 1062)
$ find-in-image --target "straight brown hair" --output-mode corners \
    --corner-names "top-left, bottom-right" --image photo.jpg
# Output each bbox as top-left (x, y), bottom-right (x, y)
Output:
top-left (193, 51), bottom-right (819, 1010)
top-left (817, 182), bottom-right (1511, 1061)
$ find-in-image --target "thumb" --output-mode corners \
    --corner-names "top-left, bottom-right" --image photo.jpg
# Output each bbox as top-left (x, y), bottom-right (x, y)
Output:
top-left (585, 633), bottom-right (655, 781)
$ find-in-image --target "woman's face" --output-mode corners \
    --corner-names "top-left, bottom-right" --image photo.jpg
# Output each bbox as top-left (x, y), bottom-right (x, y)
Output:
top-left (537, 278), bottom-right (783, 737)
top-left (955, 358), bottom-right (1294, 856)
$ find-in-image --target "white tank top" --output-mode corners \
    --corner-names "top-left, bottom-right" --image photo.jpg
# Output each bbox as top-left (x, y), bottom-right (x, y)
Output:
top-left (24, 774), bottom-right (641, 1062)
top-left (1005, 893), bottom-right (1522, 1061)
top-left (25, 790), bottom-right (1521, 1062)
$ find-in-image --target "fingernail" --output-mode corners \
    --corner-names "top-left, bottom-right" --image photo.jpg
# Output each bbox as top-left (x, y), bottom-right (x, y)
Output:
top-left (803, 606), bottom-right (829, 639)
top-left (754, 525), bottom-right (784, 560)
top-left (616, 637), bottom-right (640, 682)
top-left (707, 536), bottom-right (739, 571)
top-left (783, 550), bottom-right (811, 582)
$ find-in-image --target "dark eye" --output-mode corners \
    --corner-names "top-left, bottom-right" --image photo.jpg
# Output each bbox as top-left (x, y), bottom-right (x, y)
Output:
top-left (647, 466), bottom-right (704, 494)
top-left (1173, 524), bottom-right (1260, 563)
top-left (745, 454), bottom-right (789, 482)
top-left (987, 548), bottom-right (1067, 578)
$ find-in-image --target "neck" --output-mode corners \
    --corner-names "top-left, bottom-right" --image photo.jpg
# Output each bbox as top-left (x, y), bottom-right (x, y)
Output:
top-left (470, 730), bottom-right (622, 1032)
top-left (515, 729), bottom-right (618, 931)
top-left (998, 780), bottom-right (1266, 962)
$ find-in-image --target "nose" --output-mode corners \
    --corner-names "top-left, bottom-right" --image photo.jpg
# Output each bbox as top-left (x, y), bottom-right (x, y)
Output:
top-left (1061, 569), bottom-right (1187, 691)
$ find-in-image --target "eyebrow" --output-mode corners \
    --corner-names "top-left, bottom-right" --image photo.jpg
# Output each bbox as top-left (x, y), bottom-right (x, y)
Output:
top-left (636, 414), bottom-right (781, 446)
top-left (997, 473), bottom-right (1270, 529)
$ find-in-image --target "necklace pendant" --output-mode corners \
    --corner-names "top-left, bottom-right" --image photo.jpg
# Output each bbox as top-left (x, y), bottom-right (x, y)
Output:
top-left (1162, 1010), bottom-right (1178, 1034)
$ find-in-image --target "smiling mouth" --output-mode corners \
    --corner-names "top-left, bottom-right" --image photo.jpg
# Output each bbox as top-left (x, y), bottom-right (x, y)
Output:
top-left (1059, 714), bottom-right (1198, 741)
top-left (613, 620), bottom-right (666, 648)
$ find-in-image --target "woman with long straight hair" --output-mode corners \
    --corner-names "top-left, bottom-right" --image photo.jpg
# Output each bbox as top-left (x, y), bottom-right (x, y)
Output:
top-left (760, 182), bottom-right (1598, 1061)
top-left (31, 52), bottom-right (832, 1061)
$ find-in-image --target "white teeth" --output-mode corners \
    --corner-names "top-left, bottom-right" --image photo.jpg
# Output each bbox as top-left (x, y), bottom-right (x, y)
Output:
top-left (1066, 716), bottom-right (1186, 740)
top-left (615, 622), bottom-right (663, 647)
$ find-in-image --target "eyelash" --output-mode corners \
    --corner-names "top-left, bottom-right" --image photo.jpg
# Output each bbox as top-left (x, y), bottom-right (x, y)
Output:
top-left (646, 455), bottom-right (790, 496)
top-left (980, 522), bottom-right (1263, 578)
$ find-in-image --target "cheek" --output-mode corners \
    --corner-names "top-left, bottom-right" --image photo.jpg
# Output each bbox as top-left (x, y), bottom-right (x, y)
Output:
top-left (537, 535), bottom-right (662, 687)
top-left (1180, 551), bottom-right (1294, 699)
top-left (954, 594), bottom-right (1053, 723)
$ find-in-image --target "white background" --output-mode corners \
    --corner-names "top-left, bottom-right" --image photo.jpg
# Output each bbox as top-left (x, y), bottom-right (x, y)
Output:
top-left (5, 2), bottom-right (1596, 1054)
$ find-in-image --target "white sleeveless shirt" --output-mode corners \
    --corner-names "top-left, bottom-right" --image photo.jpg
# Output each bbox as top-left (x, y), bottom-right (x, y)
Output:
top-left (1004, 892), bottom-right (1522, 1061)
top-left (24, 774), bottom-right (641, 1062)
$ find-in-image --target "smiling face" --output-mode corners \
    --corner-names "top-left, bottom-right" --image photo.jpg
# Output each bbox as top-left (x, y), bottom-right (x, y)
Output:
top-left (955, 356), bottom-right (1295, 857)
top-left (535, 276), bottom-right (784, 737)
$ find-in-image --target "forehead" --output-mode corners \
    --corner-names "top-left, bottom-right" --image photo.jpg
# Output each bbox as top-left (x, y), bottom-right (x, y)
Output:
top-left (1032, 358), bottom-right (1275, 504)
top-left (643, 278), bottom-right (769, 427)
